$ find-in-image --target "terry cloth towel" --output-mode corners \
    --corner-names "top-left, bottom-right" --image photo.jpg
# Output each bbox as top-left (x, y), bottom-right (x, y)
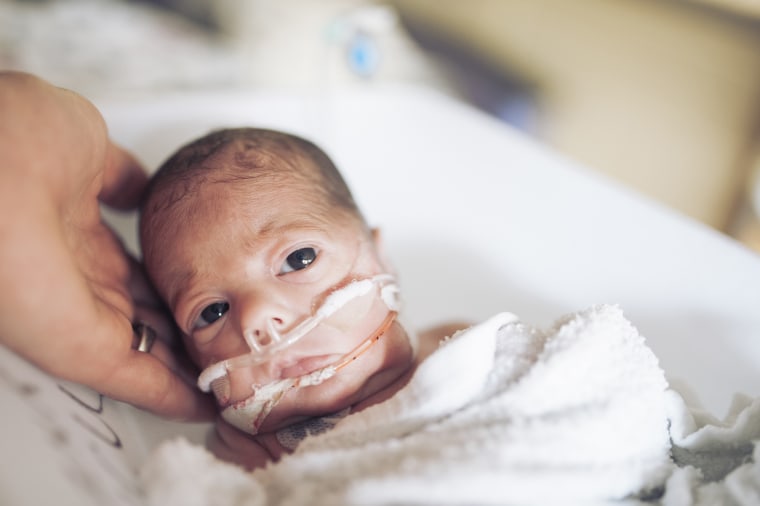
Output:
top-left (661, 390), bottom-right (760, 506)
top-left (141, 305), bottom-right (674, 505)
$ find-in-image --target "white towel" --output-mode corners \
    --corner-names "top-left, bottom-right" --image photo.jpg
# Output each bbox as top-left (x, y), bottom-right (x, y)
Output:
top-left (141, 305), bottom-right (675, 505)
top-left (662, 390), bottom-right (760, 506)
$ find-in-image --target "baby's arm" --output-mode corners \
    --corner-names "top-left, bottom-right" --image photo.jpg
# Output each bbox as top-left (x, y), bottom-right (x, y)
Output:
top-left (206, 418), bottom-right (284, 471)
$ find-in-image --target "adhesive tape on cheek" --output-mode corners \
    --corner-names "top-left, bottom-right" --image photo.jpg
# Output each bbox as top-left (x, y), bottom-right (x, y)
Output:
top-left (221, 366), bottom-right (338, 435)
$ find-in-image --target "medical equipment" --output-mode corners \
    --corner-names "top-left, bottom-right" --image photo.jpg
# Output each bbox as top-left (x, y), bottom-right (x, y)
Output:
top-left (197, 274), bottom-right (401, 434)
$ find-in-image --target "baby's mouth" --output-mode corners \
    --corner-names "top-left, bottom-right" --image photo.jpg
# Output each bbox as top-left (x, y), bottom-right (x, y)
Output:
top-left (220, 358), bottom-right (343, 435)
top-left (275, 354), bottom-right (343, 381)
top-left (213, 354), bottom-right (342, 407)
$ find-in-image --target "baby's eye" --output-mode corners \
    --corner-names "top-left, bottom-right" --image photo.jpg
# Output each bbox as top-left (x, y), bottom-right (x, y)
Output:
top-left (280, 247), bottom-right (318, 274)
top-left (193, 301), bottom-right (230, 329)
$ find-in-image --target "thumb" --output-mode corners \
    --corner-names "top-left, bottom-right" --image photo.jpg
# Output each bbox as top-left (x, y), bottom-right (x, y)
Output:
top-left (99, 142), bottom-right (148, 210)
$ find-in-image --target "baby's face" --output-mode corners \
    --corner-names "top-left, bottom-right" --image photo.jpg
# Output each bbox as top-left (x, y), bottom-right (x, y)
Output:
top-left (143, 170), bottom-right (413, 432)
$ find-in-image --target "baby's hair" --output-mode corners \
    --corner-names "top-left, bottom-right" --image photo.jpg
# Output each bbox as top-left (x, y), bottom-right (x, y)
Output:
top-left (141, 127), bottom-right (363, 221)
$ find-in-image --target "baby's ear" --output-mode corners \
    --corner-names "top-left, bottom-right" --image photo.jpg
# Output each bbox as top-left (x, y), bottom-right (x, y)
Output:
top-left (370, 227), bottom-right (395, 273)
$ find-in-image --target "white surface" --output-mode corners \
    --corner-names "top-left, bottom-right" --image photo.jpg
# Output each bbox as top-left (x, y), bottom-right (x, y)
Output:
top-left (2, 85), bottom-right (758, 504)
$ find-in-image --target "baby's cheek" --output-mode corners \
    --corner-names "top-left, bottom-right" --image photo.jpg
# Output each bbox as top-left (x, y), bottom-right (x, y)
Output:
top-left (182, 335), bottom-right (207, 370)
top-left (193, 327), bottom-right (251, 368)
top-left (384, 322), bottom-right (416, 362)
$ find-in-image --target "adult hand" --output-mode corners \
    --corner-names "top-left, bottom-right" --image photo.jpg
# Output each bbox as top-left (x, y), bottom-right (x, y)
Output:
top-left (0, 71), bottom-right (213, 421)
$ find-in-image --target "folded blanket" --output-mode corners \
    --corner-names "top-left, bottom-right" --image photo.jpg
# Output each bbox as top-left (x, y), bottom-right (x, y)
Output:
top-left (142, 305), bottom-right (680, 505)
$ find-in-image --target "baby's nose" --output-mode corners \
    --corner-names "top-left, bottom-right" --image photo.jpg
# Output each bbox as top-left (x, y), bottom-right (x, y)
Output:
top-left (236, 291), bottom-right (297, 352)
top-left (243, 317), bottom-right (287, 352)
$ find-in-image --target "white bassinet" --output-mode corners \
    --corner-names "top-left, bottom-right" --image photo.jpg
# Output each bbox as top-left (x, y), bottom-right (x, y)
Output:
top-left (1, 85), bottom-right (758, 505)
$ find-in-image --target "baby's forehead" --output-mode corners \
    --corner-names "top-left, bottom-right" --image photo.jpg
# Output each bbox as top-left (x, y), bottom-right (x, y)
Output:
top-left (147, 167), bottom-right (346, 237)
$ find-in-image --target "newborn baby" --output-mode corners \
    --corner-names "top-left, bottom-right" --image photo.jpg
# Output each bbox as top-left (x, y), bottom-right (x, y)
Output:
top-left (139, 128), bottom-right (460, 469)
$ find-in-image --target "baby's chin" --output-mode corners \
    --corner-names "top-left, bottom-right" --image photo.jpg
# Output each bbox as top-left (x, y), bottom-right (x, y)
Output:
top-left (251, 321), bottom-right (414, 434)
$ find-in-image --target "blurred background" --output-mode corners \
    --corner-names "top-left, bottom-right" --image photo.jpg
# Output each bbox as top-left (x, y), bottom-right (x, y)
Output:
top-left (2, 0), bottom-right (760, 253)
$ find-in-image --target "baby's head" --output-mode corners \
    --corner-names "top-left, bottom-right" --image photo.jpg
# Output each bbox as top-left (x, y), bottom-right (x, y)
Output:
top-left (140, 128), bottom-right (414, 435)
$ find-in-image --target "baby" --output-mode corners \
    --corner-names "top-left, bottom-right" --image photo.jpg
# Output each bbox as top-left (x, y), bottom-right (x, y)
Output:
top-left (139, 128), bottom-right (461, 470)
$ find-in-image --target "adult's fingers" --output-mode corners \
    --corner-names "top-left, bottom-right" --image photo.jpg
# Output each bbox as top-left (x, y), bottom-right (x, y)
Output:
top-left (105, 347), bottom-right (216, 422)
top-left (132, 303), bottom-right (201, 389)
top-left (99, 142), bottom-right (148, 210)
top-left (45, 311), bottom-right (214, 422)
top-left (128, 256), bottom-right (176, 344)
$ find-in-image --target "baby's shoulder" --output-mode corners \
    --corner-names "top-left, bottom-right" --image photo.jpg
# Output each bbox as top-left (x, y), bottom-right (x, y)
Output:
top-left (415, 321), bottom-right (472, 363)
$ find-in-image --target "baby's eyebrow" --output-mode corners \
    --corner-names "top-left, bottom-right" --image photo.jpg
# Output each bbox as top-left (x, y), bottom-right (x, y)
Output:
top-left (255, 217), bottom-right (328, 238)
